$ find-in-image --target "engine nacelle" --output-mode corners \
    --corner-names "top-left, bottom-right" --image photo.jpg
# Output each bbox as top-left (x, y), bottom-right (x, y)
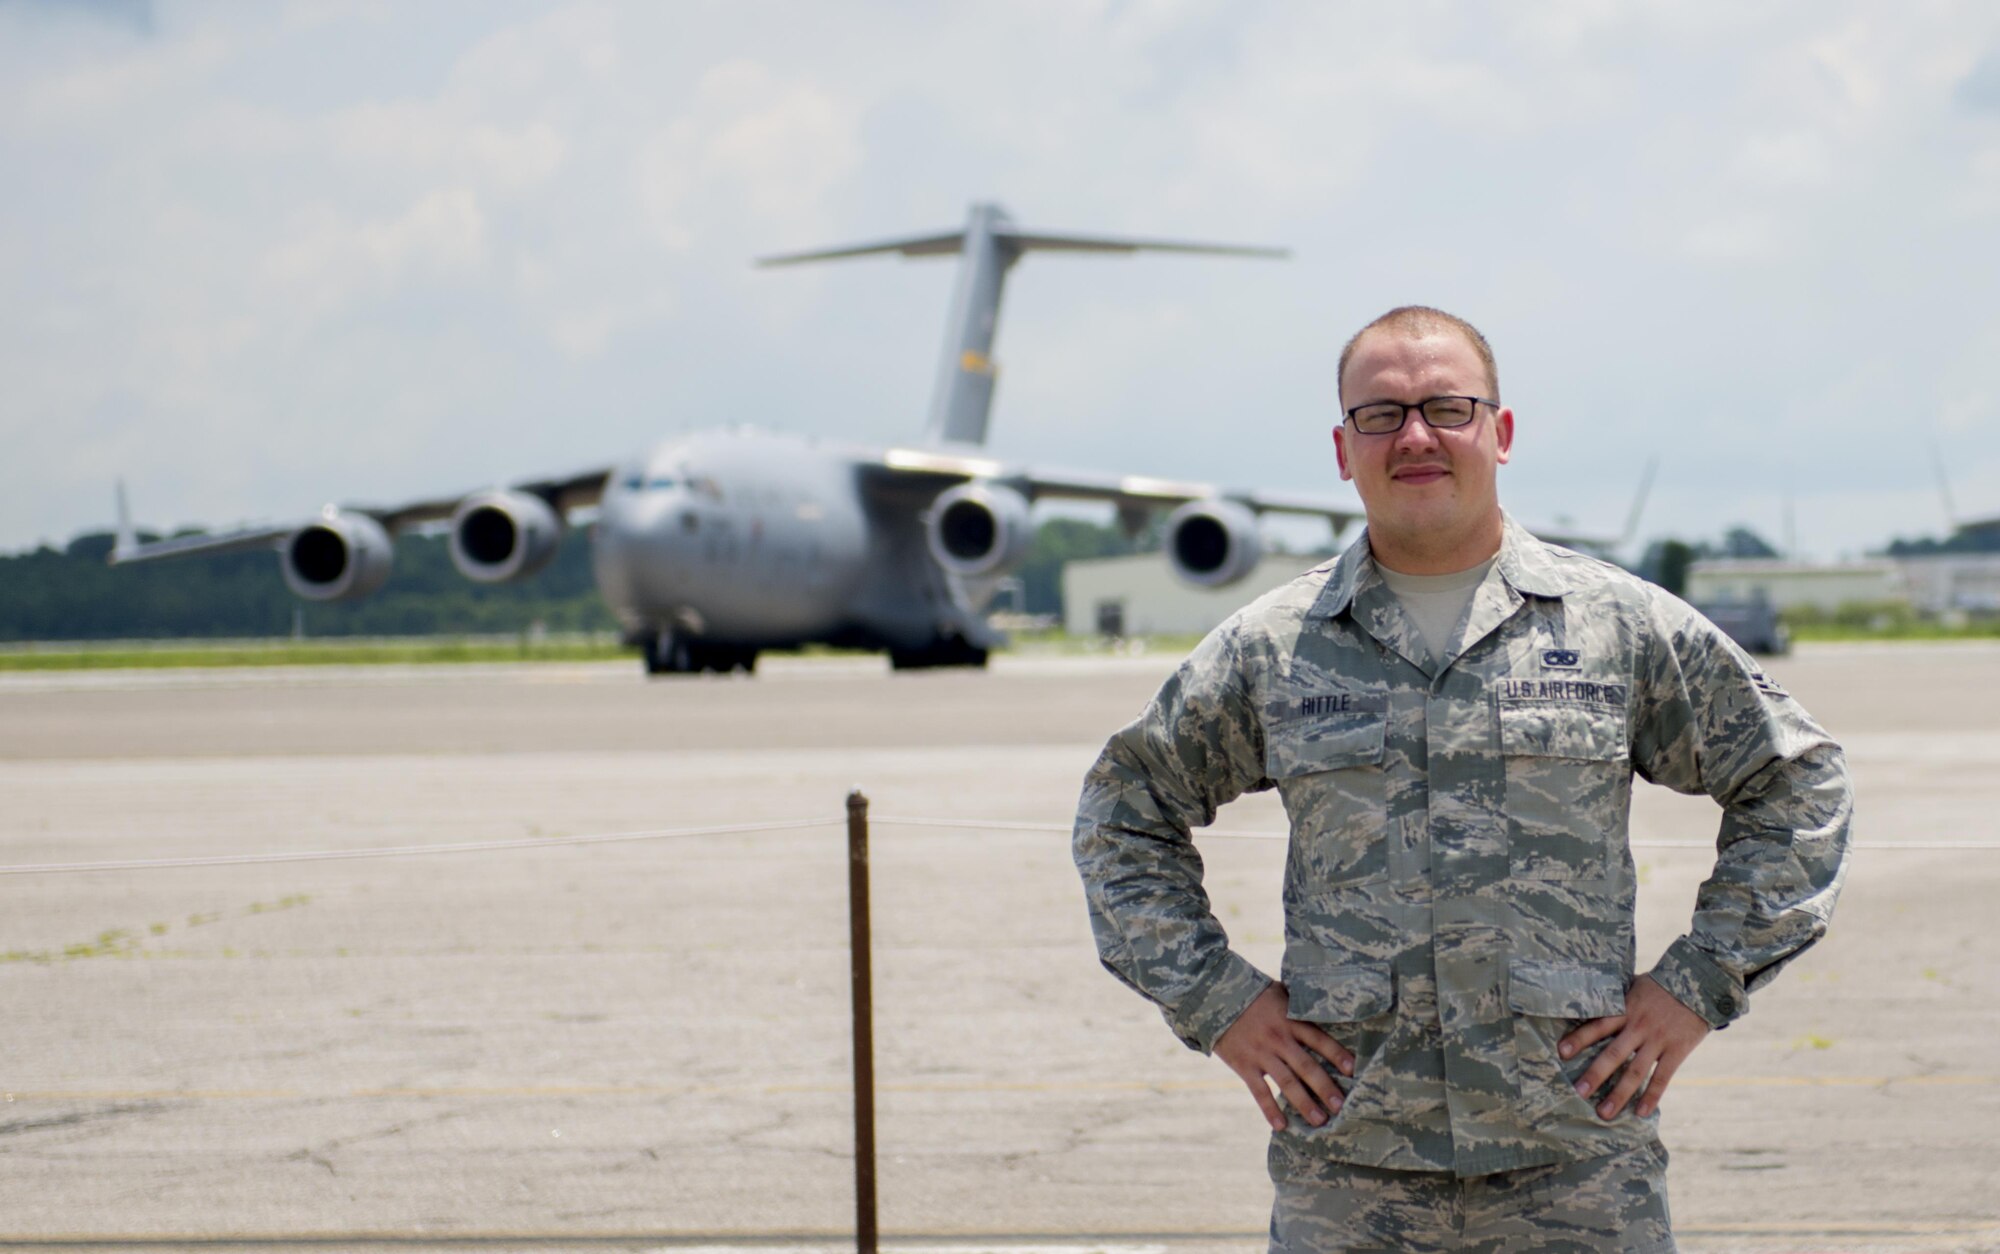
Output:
top-left (1165, 498), bottom-right (1263, 588)
top-left (281, 511), bottom-right (394, 602)
top-left (926, 482), bottom-right (1032, 578)
top-left (448, 490), bottom-right (563, 584)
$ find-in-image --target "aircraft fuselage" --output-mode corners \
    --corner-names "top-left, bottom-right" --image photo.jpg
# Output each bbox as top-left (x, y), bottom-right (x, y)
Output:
top-left (591, 430), bottom-right (943, 653)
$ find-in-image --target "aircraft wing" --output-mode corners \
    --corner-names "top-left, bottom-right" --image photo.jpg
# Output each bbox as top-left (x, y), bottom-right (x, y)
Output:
top-left (107, 521), bottom-right (299, 566)
top-left (863, 447), bottom-right (1647, 557)
top-left (867, 446), bottom-right (1368, 529)
top-left (353, 466), bottom-right (614, 530)
top-left (506, 466), bottom-right (615, 516)
top-left (109, 467), bottom-right (613, 566)
top-left (1524, 522), bottom-right (1621, 554)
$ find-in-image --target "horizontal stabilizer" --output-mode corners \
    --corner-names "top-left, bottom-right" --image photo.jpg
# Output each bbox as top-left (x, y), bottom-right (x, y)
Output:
top-left (757, 232), bottom-right (967, 267)
top-left (994, 229), bottom-right (1286, 259)
top-left (758, 227), bottom-right (1288, 267)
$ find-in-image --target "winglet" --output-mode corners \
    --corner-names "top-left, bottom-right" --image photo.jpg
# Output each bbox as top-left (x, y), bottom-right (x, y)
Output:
top-left (1932, 439), bottom-right (1959, 530)
top-left (111, 479), bottom-right (136, 565)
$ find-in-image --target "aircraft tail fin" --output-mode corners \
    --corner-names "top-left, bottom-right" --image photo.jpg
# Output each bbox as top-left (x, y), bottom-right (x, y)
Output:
top-left (1620, 456), bottom-right (1658, 550)
top-left (758, 203), bottom-right (1286, 448)
top-left (112, 479), bottom-right (137, 564)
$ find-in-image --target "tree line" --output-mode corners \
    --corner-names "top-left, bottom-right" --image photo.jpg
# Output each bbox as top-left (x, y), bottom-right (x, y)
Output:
top-left (0, 517), bottom-right (1152, 642)
top-left (15, 515), bottom-right (1967, 645)
top-left (0, 529), bottom-right (617, 642)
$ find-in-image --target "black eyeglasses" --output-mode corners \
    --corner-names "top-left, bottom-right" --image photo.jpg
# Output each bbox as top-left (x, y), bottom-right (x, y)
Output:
top-left (1342, 395), bottom-right (1497, 435)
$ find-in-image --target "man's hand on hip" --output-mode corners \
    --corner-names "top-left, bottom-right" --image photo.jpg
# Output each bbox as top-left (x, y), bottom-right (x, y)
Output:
top-left (1214, 983), bottom-right (1354, 1132)
top-left (1560, 973), bottom-right (1712, 1120)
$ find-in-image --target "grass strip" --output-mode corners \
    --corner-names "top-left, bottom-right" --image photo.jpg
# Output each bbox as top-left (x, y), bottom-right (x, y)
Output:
top-left (1786, 624), bottom-right (2000, 642)
top-left (0, 639), bottom-right (631, 670)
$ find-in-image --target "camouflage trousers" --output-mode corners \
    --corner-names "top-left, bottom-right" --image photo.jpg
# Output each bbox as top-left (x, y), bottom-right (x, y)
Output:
top-left (1268, 1139), bottom-right (1674, 1253)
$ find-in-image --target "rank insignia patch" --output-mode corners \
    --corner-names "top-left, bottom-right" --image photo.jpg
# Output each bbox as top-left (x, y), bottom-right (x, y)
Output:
top-left (1750, 669), bottom-right (1788, 697)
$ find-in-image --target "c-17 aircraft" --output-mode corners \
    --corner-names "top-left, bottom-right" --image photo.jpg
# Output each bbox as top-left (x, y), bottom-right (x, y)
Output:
top-left (111, 203), bottom-right (1594, 675)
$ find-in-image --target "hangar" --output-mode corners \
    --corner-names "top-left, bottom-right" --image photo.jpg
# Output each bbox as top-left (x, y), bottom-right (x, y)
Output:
top-left (1060, 551), bottom-right (1330, 638)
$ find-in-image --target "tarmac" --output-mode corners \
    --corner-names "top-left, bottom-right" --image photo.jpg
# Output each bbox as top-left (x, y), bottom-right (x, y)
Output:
top-left (1, 643), bottom-right (1996, 1253)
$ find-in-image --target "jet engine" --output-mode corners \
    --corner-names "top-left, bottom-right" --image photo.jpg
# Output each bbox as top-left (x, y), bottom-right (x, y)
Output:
top-left (1165, 498), bottom-right (1263, 588)
top-left (925, 482), bottom-right (1033, 578)
top-left (448, 490), bottom-right (563, 584)
top-left (280, 511), bottom-right (394, 602)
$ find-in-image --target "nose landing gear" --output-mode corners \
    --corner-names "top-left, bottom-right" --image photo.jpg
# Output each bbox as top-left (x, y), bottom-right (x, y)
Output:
top-left (641, 630), bottom-right (758, 676)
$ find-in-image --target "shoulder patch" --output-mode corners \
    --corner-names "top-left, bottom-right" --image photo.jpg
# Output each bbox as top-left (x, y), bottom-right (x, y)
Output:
top-left (1749, 669), bottom-right (1788, 697)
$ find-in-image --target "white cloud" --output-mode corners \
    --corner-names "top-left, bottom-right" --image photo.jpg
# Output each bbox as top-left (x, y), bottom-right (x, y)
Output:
top-left (633, 59), bottom-right (865, 252)
top-left (6, 29), bottom-right (231, 132)
top-left (1803, 20), bottom-right (1887, 116)
top-left (1731, 130), bottom-right (1836, 187)
top-left (7, 0), bottom-right (2000, 564)
top-left (1680, 213), bottom-right (1787, 264)
top-left (329, 108), bottom-right (567, 190)
top-left (259, 188), bottom-right (489, 314)
top-left (1939, 320), bottom-right (2000, 437)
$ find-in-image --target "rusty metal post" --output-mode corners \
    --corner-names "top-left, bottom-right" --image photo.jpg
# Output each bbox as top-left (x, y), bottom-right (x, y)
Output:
top-left (845, 788), bottom-right (879, 1254)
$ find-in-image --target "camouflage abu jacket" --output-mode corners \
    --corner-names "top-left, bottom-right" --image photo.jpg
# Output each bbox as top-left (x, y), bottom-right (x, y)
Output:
top-left (1073, 515), bottom-right (1853, 1177)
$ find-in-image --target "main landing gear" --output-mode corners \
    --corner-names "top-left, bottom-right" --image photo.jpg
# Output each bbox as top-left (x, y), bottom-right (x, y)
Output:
top-left (642, 631), bottom-right (757, 676)
top-left (887, 636), bottom-right (989, 671)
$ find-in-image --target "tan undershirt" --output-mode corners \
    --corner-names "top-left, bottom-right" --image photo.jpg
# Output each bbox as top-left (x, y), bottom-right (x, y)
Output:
top-left (1376, 556), bottom-right (1496, 669)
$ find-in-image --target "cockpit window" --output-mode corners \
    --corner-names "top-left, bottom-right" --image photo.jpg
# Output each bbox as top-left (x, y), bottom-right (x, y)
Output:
top-left (619, 475), bottom-right (682, 493)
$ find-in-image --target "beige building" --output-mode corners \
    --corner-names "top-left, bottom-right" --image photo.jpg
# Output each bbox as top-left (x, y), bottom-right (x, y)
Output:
top-left (1894, 554), bottom-right (2000, 614)
top-left (1069, 551), bottom-right (2000, 640)
top-left (1685, 559), bottom-right (1905, 612)
top-left (1687, 554), bottom-right (2000, 615)
top-left (1062, 552), bottom-right (1330, 637)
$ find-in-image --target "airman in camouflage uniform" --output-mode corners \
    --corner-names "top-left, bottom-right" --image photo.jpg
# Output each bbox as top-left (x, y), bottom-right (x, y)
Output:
top-left (1072, 307), bottom-right (1852, 1252)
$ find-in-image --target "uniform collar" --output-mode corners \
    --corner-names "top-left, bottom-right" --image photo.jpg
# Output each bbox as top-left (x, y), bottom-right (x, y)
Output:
top-left (1309, 511), bottom-right (1572, 621)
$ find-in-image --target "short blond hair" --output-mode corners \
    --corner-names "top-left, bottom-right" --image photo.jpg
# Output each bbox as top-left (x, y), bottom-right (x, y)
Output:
top-left (1338, 306), bottom-right (1499, 405)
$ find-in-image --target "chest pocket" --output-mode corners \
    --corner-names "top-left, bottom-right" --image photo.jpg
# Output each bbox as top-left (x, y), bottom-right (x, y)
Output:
top-left (1497, 693), bottom-right (1630, 882)
top-left (1265, 699), bottom-right (1391, 890)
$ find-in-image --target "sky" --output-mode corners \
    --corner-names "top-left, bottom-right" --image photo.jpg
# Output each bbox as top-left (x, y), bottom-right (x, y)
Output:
top-left (5, 0), bottom-right (2000, 562)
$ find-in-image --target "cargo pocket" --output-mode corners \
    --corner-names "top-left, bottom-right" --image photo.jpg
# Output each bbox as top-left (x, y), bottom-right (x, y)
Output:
top-left (1497, 698), bottom-right (1628, 882)
top-left (1265, 705), bottom-right (1391, 889)
top-left (1284, 960), bottom-right (1396, 1121)
top-left (1508, 959), bottom-right (1628, 1020)
top-left (1286, 961), bottom-right (1395, 1025)
top-left (1508, 958), bottom-right (1630, 1127)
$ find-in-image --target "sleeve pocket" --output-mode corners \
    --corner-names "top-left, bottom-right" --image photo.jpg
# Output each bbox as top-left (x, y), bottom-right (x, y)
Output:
top-left (1506, 959), bottom-right (1628, 1019)
top-left (1286, 962), bottom-right (1395, 1024)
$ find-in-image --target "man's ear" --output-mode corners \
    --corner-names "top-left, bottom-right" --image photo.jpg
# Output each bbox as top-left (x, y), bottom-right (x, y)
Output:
top-left (1333, 425), bottom-right (1353, 481)
top-left (1494, 406), bottom-right (1515, 465)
